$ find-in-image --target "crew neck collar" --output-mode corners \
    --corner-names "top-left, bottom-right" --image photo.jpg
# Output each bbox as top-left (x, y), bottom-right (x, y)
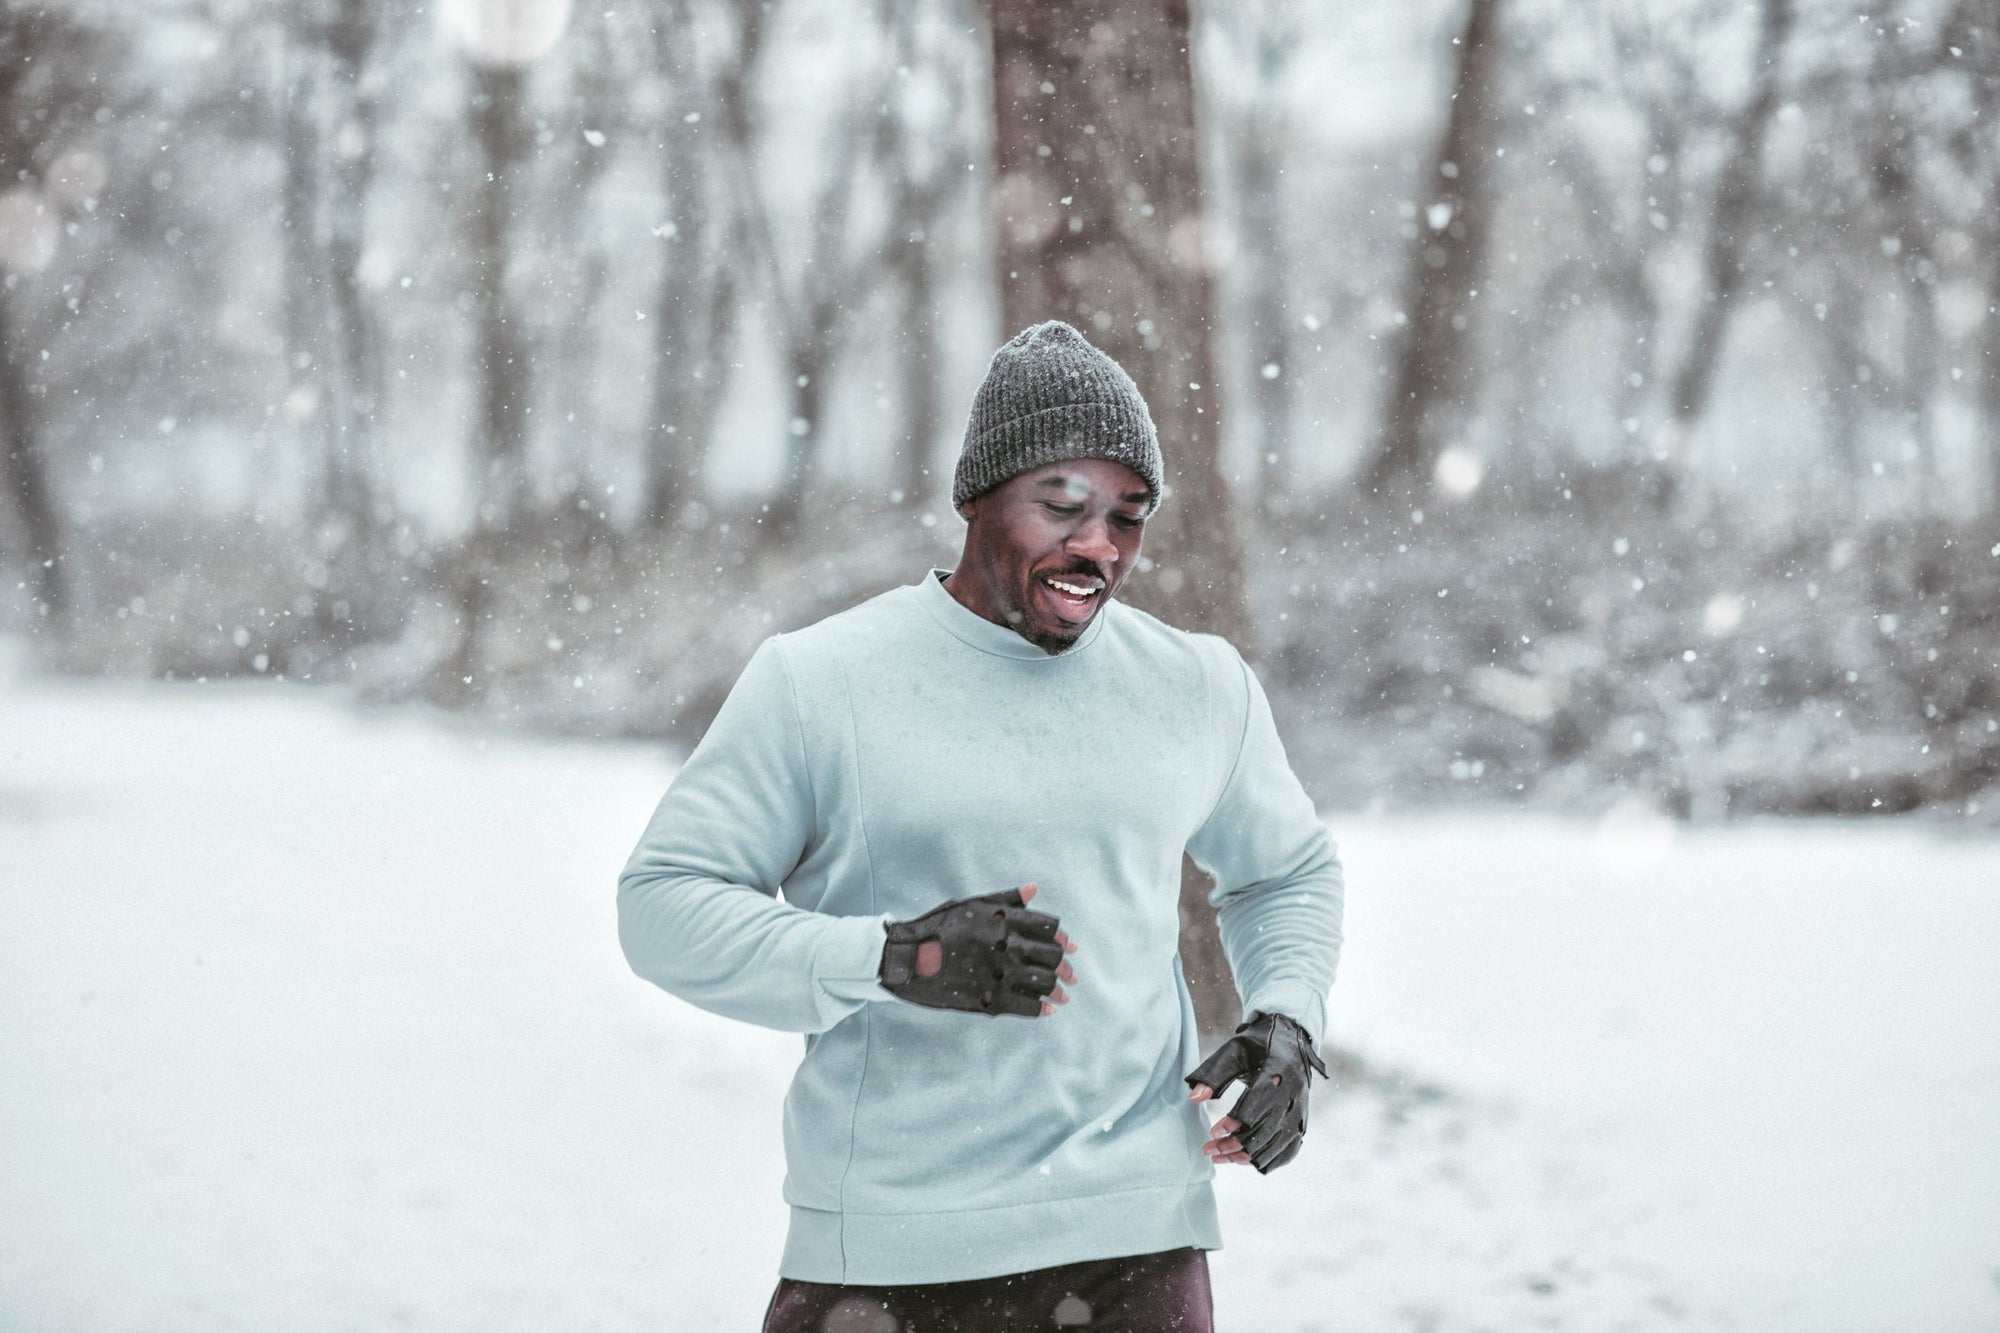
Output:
top-left (916, 567), bottom-right (1109, 660)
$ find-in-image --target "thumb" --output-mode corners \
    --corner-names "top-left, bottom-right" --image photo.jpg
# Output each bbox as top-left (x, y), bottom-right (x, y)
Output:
top-left (1186, 1036), bottom-right (1255, 1098)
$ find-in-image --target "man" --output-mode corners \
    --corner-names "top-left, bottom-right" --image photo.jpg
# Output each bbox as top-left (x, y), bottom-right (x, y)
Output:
top-left (618, 321), bottom-right (1344, 1331)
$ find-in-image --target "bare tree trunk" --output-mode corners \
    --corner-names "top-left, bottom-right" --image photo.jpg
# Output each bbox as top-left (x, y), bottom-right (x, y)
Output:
top-left (989, 0), bottom-right (1246, 1038)
top-left (1535, 128), bottom-right (1666, 474)
top-left (434, 60), bottom-right (530, 703)
top-left (884, 1), bottom-right (968, 510)
top-left (279, 22), bottom-right (342, 520)
top-left (767, 332), bottom-right (829, 536)
top-left (896, 237), bottom-right (944, 506)
top-left (1238, 95), bottom-right (1294, 511)
top-left (1942, 0), bottom-right (2000, 514)
top-left (709, 0), bottom-right (830, 539)
top-left (1868, 129), bottom-right (1943, 513)
top-left (764, 87), bottom-right (885, 537)
top-left (1819, 277), bottom-right (1869, 512)
top-left (323, 0), bottom-right (381, 495)
top-left (469, 62), bottom-right (531, 531)
top-left (709, 0), bottom-right (905, 537)
top-left (1611, 114), bottom-right (1678, 454)
top-left (692, 263), bottom-right (740, 509)
top-left (0, 284), bottom-right (63, 619)
top-left (1663, 0), bottom-right (1793, 462)
top-left (1985, 254), bottom-right (2000, 516)
top-left (318, 0), bottom-right (387, 639)
top-left (1365, 0), bottom-right (1505, 500)
top-left (547, 8), bottom-right (615, 507)
top-left (643, 0), bottom-right (726, 530)
top-left (0, 7), bottom-right (79, 622)
top-left (1897, 275), bottom-right (1940, 511)
top-left (641, 140), bottom-right (716, 527)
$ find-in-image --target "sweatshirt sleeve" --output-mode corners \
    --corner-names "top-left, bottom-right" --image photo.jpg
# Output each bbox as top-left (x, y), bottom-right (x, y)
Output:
top-left (1184, 645), bottom-right (1345, 1046)
top-left (617, 637), bottom-right (891, 1034)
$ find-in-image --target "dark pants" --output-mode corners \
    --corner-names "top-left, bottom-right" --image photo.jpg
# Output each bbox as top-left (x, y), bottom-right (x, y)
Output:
top-left (760, 1246), bottom-right (1214, 1333)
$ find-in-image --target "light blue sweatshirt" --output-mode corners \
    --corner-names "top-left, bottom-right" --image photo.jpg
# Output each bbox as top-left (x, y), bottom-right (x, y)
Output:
top-left (617, 569), bottom-right (1343, 1284)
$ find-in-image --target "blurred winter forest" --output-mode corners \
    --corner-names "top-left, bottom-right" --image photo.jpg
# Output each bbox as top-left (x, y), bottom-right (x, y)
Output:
top-left (3, 0), bottom-right (1998, 822)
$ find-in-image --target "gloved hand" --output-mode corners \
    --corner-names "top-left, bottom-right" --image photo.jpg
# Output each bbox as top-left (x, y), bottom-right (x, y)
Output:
top-left (878, 886), bottom-right (1071, 1017)
top-left (1185, 1011), bottom-right (1329, 1173)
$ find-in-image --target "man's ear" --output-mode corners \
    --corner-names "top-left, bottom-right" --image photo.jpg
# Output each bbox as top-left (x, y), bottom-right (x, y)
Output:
top-left (956, 498), bottom-right (976, 523)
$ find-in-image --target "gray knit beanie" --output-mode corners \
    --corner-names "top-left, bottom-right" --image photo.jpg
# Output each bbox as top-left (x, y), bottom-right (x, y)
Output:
top-left (952, 321), bottom-right (1163, 512)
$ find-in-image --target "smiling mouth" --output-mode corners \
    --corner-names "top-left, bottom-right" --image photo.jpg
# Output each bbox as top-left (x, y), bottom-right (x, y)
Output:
top-left (1039, 574), bottom-right (1104, 621)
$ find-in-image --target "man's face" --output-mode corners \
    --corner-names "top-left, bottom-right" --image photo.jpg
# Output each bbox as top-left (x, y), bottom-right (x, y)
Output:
top-left (950, 458), bottom-right (1150, 654)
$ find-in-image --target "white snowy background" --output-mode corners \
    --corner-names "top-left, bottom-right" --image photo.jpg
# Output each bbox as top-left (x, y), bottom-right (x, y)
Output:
top-left (4, 0), bottom-right (2000, 1327)
top-left (5, 656), bottom-right (1997, 1331)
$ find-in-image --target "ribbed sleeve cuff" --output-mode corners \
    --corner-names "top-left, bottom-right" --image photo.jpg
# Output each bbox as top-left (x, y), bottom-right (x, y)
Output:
top-left (814, 914), bottom-right (895, 1004)
top-left (1243, 979), bottom-right (1327, 1049)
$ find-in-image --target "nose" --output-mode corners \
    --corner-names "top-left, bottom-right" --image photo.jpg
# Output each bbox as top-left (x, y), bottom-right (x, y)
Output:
top-left (1067, 515), bottom-right (1119, 568)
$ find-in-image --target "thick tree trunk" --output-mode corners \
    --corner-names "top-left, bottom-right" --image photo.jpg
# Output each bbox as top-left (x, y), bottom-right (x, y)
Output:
top-left (1365, 0), bottom-right (1504, 499)
top-left (0, 285), bottom-right (63, 619)
top-left (989, 0), bottom-right (1247, 1037)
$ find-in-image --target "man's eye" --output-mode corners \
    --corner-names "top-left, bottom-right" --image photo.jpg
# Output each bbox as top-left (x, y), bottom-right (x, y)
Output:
top-left (1111, 513), bottom-right (1143, 531)
top-left (1042, 503), bottom-right (1083, 518)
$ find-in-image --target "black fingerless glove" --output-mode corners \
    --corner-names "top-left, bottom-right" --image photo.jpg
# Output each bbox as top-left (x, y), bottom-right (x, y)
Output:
top-left (1185, 1010), bottom-right (1329, 1173)
top-left (878, 888), bottom-right (1063, 1017)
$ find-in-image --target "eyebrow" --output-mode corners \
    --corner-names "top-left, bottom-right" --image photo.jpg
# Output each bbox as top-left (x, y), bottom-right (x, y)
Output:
top-left (1033, 477), bottom-right (1151, 507)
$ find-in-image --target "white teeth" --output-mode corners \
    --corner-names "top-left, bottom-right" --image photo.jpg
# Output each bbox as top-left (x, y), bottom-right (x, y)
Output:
top-left (1045, 578), bottom-right (1096, 598)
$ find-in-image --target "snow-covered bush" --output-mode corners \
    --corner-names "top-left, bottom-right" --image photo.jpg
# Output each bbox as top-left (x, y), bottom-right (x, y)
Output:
top-left (30, 476), bottom-right (1997, 823)
top-left (1254, 475), bottom-right (2000, 820)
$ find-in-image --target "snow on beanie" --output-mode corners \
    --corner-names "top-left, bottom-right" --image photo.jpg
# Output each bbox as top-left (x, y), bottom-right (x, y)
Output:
top-left (952, 321), bottom-right (1164, 512)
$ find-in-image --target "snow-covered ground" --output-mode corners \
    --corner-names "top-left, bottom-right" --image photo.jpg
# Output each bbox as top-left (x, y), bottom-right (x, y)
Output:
top-left (3, 671), bottom-right (1998, 1332)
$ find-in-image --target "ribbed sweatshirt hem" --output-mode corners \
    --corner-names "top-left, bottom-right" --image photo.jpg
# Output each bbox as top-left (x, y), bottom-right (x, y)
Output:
top-left (778, 1179), bottom-right (1222, 1285)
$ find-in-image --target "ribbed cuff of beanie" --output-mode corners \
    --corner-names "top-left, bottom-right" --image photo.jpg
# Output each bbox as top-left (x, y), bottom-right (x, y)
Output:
top-left (952, 402), bottom-right (1161, 510)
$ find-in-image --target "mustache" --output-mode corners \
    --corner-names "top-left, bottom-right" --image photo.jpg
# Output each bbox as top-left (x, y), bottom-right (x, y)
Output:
top-left (1043, 562), bottom-right (1108, 584)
